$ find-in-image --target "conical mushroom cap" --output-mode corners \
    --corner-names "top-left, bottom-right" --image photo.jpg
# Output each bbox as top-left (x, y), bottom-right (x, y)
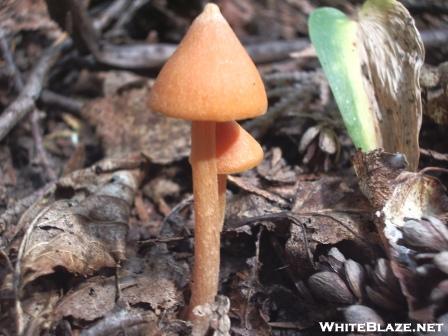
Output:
top-left (216, 121), bottom-right (263, 174)
top-left (148, 4), bottom-right (267, 121)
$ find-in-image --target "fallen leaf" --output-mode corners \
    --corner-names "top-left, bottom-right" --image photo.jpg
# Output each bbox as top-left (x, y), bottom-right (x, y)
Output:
top-left (55, 249), bottom-right (186, 322)
top-left (287, 176), bottom-right (376, 278)
top-left (82, 84), bottom-right (190, 164)
top-left (18, 156), bottom-right (143, 285)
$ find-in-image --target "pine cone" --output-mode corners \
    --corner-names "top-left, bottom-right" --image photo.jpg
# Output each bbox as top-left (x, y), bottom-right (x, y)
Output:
top-left (306, 248), bottom-right (405, 325)
top-left (398, 216), bottom-right (448, 320)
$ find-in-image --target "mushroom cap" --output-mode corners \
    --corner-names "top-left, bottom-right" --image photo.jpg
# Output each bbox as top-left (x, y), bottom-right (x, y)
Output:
top-left (216, 121), bottom-right (263, 174)
top-left (148, 4), bottom-right (267, 121)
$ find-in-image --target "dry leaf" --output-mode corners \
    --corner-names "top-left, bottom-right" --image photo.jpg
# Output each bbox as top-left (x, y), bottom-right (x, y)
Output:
top-left (55, 250), bottom-right (185, 322)
top-left (286, 176), bottom-right (375, 278)
top-left (359, 0), bottom-right (424, 170)
top-left (18, 157), bottom-right (143, 285)
top-left (82, 84), bottom-right (190, 164)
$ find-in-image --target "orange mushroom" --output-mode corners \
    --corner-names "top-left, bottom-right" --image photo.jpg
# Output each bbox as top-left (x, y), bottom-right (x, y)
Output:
top-left (148, 3), bottom-right (267, 327)
top-left (216, 121), bottom-right (264, 228)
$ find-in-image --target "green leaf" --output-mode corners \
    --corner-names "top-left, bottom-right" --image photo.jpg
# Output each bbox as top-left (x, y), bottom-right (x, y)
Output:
top-left (308, 1), bottom-right (424, 170)
top-left (309, 8), bottom-right (380, 152)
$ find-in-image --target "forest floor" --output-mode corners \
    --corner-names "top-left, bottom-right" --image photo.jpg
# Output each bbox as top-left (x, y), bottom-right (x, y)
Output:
top-left (1, 0), bottom-right (448, 335)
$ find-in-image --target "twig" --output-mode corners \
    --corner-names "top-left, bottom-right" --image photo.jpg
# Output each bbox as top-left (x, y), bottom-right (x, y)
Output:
top-left (402, 1), bottom-right (448, 14)
top-left (419, 166), bottom-right (448, 175)
top-left (80, 308), bottom-right (148, 336)
top-left (40, 90), bottom-right (84, 115)
top-left (246, 39), bottom-right (309, 64)
top-left (0, 36), bottom-right (67, 141)
top-left (420, 148), bottom-right (448, 162)
top-left (0, 30), bottom-right (23, 90)
top-left (161, 194), bottom-right (193, 229)
top-left (46, 0), bottom-right (311, 69)
top-left (92, 0), bottom-right (130, 31)
top-left (31, 109), bottom-right (57, 180)
top-left (0, 31), bottom-right (59, 180)
top-left (107, 0), bottom-right (151, 36)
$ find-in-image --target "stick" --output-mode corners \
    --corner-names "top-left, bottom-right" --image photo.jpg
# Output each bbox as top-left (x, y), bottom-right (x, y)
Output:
top-left (0, 31), bottom-right (59, 179)
top-left (92, 0), bottom-right (130, 31)
top-left (0, 36), bottom-right (67, 141)
top-left (40, 90), bottom-right (84, 115)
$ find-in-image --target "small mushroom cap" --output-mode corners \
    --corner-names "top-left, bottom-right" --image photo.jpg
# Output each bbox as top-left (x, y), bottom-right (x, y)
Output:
top-left (148, 3), bottom-right (267, 121)
top-left (216, 121), bottom-right (263, 174)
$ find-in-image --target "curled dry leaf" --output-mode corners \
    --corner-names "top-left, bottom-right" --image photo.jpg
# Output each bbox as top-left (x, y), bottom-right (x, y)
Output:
top-left (318, 127), bottom-right (338, 155)
top-left (256, 147), bottom-right (297, 184)
top-left (359, 0), bottom-right (424, 171)
top-left (299, 125), bottom-right (321, 153)
top-left (19, 156), bottom-right (143, 285)
top-left (82, 83), bottom-right (190, 164)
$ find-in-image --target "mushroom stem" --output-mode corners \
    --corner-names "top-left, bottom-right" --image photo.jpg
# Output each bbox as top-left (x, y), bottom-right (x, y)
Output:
top-left (218, 174), bottom-right (227, 231)
top-left (189, 121), bottom-right (220, 320)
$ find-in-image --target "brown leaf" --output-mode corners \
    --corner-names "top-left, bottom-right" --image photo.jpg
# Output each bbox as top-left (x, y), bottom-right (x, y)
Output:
top-left (55, 252), bottom-right (185, 322)
top-left (55, 276), bottom-right (116, 322)
top-left (82, 84), bottom-right (190, 164)
top-left (286, 176), bottom-right (375, 278)
top-left (19, 157), bottom-right (143, 285)
top-left (55, 275), bottom-right (180, 321)
top-left (291, 176), bottom-right (373, 245)
top-left (256, 148), bottom-right (297, 184)
top-left (359, 0), bottom-right (424, 170)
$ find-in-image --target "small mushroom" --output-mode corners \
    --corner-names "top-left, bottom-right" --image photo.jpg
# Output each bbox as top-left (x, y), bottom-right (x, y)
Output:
top-left (216, 121), bottom-right (264, 227)
top-left (147, 2), bottom-right (267, 327)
